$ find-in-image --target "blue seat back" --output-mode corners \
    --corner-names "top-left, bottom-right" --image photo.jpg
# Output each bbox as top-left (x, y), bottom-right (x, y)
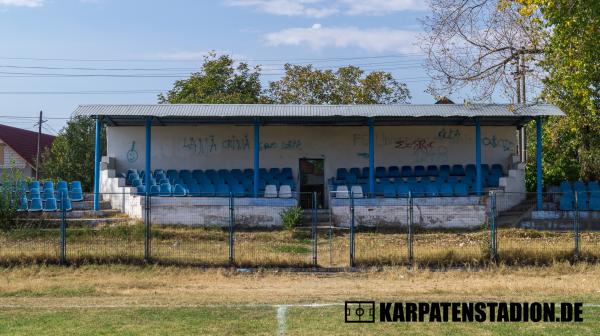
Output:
top-left (400, 166), bottom-right (412, 177)
top-left (44, 198), bottom-right (57, 211)
top-left (425, 183), bottom-right (439, 196)
top-left (559, 193), bottom-right (574, 211)
top-left (159, 183), bottom-right (172, 196)
top-left (383, 184), bottom-right (396, 198)
top-left (336, 168), bottom-right (348, 180)
top-left (453, 183), bottom-right (468, 196)
top-left (414, 165), bottom-right (426, 177)
top-left (440, 183), bottom-right (453, 197)
top-left (388, 166), bottom-right (400, 178)
top-left (173, 184), bottom-right (187, 197)
top-left (375, 166), bottom-right (387, 178)
top-left (451, 164), bottom-right (465, 176)
top-left (29, 198), bottom-right (42, 211)
top-left (426, 165), bottom-right (438, 176)
top-left (397, 183), bottom-right (410, 197)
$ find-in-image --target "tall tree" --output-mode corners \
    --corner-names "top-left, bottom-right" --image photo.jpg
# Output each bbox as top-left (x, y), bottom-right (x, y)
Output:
top-left (40, 116), bottom-right (106, 191)
top-left (265, 64), bottom-right (411, 104)
top-left (421, 0), bottom-right (545, 101)
top-left (158, 53), bottom-right (262, 104)
top-left (526, 0), bottom-right (600, 182)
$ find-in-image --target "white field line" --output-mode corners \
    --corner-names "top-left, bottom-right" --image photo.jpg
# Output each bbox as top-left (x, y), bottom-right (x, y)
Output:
top-left (277, 305), bottom-right (287, 336)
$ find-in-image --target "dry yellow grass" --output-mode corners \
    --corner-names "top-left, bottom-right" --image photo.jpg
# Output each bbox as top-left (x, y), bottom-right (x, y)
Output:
top-left (1, 225), bottom-right (599, 267)
top-left (0, 263), bottom-right (599, 308)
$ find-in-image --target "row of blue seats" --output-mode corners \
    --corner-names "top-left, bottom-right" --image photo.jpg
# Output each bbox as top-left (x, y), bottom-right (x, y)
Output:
top-left (559, 191), bottom-right (600, 211)
top-left (559, 181), bottom-right (600, 193)
top-left (129, 175), bottom-right (297, 191)
top-left (336, 164), bottom-right (504, 180)
top-left (19, 181), bottom-right (84, 202)
top-left (125, 168), bottom-right (293, 183)
top-left (330, 174), bottom-right (501, 188)
top-left (334, 182), bottom-right (472, 198)
top-left (18, 193), bottom-right (73, 212)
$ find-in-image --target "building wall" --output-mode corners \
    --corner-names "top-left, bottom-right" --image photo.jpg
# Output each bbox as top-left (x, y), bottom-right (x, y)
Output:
top-left (0, 139), bottom-right (33, 177)
top-left (106, 124), bottom-right (517, 180)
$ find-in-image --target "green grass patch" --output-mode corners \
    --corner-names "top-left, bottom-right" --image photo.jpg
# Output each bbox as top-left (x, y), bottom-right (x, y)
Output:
top-left (272, 245), bottom-right (311, 254)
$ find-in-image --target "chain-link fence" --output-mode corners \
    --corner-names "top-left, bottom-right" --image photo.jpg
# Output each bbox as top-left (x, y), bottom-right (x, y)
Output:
top-left (2, 189), bottom-right (599, 267)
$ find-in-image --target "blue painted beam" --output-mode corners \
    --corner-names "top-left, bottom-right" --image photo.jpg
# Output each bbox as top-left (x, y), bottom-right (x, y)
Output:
top-left (145, 118), bottom-right (152, 196)
top-left (368, 119), bottom-right (375, 196)
top-left (536, 117), bottom-right (543, 210)
top-left (93, 118), bottom-right (101, 211)
top-left (253, 121), bottom-right (260, 197)
top-left (475, 118), bottom-right (482, 195)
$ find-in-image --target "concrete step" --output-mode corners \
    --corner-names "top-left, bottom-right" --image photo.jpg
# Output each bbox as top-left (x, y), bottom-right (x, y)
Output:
top-left (72, 200), bottom-right (112, 211)
top-left (15, 216), bottom-right (134, 227)
top-left (17, 209), bottom-right (124, 219)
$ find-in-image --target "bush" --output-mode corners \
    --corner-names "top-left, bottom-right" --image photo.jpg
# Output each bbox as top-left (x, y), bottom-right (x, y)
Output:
top-left (0, 163), bottom-right (23, 231)
top-left (280, 207), bottom-right (303, 230)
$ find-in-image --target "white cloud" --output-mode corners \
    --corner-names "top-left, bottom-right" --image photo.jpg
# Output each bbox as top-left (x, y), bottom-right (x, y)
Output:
top-left (265, 24), bottom-right (419, 53)
top-left (225, 0), bottom-right (425, 17)
top-left (340, 0), bottom-right (426, 15)
top-left (226, 0), bottom-right (338, 18)
top-left (0, 0), bottom-right (43, 7)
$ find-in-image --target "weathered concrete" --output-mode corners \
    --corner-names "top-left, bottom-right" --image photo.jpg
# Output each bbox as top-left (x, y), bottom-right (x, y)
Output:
top-left (331, 197), bottom-right (487, 229)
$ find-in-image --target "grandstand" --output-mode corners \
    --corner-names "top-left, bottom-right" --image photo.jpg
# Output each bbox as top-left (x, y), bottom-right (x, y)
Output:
top-left (74, 103), bottom-right (564, 227)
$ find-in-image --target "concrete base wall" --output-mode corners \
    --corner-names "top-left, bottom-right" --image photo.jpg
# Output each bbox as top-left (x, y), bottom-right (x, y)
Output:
top-left (331, 197), bottom-right (487, 229)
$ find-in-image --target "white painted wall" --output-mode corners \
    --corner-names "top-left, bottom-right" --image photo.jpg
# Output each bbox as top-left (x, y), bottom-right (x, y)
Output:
top-left (107, 125), bottom-right (518, 181)
top-left (0, 140), bottom-right (33, 177)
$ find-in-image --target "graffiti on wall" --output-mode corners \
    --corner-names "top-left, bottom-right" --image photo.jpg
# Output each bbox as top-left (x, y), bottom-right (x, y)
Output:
top-left (126, 141), bottom-right (138, 163)
top-left (182, 133), bottom-right (302, 156)
top-left (483, 135), bottom-right (515, 152)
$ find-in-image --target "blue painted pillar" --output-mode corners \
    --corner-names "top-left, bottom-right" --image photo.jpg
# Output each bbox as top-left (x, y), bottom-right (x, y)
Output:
top-left (93, 118), bottom-right (101, 211)
top-left (475, 118), bottom-right (482, 195)
top-left (253, 121), bottom-right (260, 197)
top-left (536, 117), bottom-right (543, 210)
top-left (368, 119), bottom-right (375, 196)
top-left (145, 118), bottom-right (152, 196)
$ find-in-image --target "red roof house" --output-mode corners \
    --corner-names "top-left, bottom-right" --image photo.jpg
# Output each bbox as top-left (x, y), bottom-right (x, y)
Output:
top-left (0, 123), bottom-right (55, 177)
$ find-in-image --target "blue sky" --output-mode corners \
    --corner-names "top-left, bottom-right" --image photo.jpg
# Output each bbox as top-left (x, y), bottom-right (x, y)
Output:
top-left (0, 0), bottom-right (458, 133)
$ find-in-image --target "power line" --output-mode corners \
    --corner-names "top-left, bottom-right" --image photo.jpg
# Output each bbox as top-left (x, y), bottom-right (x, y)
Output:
top-left (0, 90), bottom-right (164, 95)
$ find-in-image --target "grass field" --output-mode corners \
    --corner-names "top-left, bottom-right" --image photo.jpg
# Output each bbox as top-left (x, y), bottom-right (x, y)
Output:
top-left (0, 264), bottom-right (599, 335)
top-left (1, 223), bottom-right (599, 267)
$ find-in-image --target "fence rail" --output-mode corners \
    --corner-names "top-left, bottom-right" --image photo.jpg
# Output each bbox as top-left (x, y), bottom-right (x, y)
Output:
top-left (2, 190), bottom-right (599, 268)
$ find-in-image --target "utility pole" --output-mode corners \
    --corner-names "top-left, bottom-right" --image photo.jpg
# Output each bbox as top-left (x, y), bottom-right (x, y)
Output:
top-left (34, 110), bottom-right (46, 179)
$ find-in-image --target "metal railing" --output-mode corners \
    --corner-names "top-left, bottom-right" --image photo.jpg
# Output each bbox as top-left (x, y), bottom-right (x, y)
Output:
top-left (1, 189), bottom-right (599, 268)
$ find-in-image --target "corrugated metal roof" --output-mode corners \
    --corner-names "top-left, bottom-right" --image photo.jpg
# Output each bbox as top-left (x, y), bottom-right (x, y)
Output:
top-left (73, 103), bottom-right (563, 118)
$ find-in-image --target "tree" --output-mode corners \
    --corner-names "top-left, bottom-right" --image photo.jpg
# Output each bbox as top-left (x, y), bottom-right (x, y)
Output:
top-left (158, 53), bottom-right (262, 104)
top-left (265, 64), bottom-right (411, 104)
top-left (40, 116), bottom-right (106, 192)
top-left (420, 0), bottom-right (545, 101)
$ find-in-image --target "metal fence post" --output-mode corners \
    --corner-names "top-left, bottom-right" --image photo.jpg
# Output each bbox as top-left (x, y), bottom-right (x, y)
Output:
top-left (349, 190), bottom-right (355, 268)
top-left (229, 192), bottom-right (235, 265)
top-left (312, 191), bottom-right (318, 268)
top-left (490, 191), bottom-right (498, 262)
top-left (408, 191), bottom-right (414, 266)
top-left (144, 193), bottom-right (151, 262)
top-left (574, 191), bottom-right (580, 261)
top-left (59, 190), bottom-right (66, 265)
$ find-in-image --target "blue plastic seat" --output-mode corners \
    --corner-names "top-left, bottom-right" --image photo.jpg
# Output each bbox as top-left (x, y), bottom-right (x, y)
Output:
top-left (29, 198), bottom-right (42, 212)
top-left (281, 167), bottom-right (293, 179)
top-left (411, 184), bottom-right (426, 198)
top-left (425, 183), bottom-right (439, 197)
top-left (588, 181), bottom-right (600, 191)
top-left (173, 184), bottom-right (187, 197)
top-left (167, 169), bottom-right (178, 178)
top-left (218, 169), bottom-right (230, 178)
top-left (375, 166), bottom-right (387, 178)
top-left (574, 181), bottom-right (586, 192)
top-left (400, 166), bottom-right (413, 177)
top-left (268, 168), bottom-right (280, 177)
top-left (406, 176), bottom-right (418, 184)
top-left (149, 185), bottom-right (160, 196)
top-left (243, 169), bottom-right (254, 177)
top-left (488, 173), bottom-right (501, 188)
top-left (18, 196), bottom-right (28, 211)
top-left (43, 198), bottom-right (57, 212)
top-left (451, 164), bottom-right (465, 176)
top-left (426, 165), bottom-right (438, 177)
top-left (396, 183), bottom-right (411, 197)
top-left (192, 169), bottom-right (204, 178)
top-left (29, 188), bottom-right (41, 199)
top-left (447, 176), bottom-right (458, 184)
top-left (491, 164), bottom-right (504, 176)
top-left (215, 184), bottom-right (230, 197)
top-left (18, 180), bottom-right (28, 193)
top-left (453, 183), bottom-right (469, 197)
top-left (58, 194), bottom-right (72, 211)
top-left (346, 174), bottom-right (358, 184)
top-left (336, 168), bottom-right (348, 180)
top-left (559, 193), bottom-right (574, 210)
top-left (465, 164), bottom-right (476, 176)
top-left (231, 184), bottom-right (245, 197)
top-left (559, 181), bottom-right (572, 192)
top-left (159, 183), bottom-right (172, 196)
top-left (43, 181), bottom-right (54, 191)
top-left (200, 184), bottom-right (215, 196)
top-left (136, 185), bottom-right (146, 195)
top-left (57, 181), bottom-right (68, 191)
top-left (388, 166), bottom-right (400, 178)
top-left (29, 181), bottom-right (40, 191)
top-left (440, 183), bottom-right (453, 197)
top-left (589, 192), bottom-right (600, 211)
top-left (414, 165), bottom-right (426, 177)
top-left (44, 189), bottom-right (55, 200)
top-left (361, 167), bottom-right (369, 179)
top-left (131, 179), bottom-right (142, 188)
top-left (374, 182), bottom-right (385, 195)
top-left (383, 184), bottom-right (396, 198)
top-left (70, 187), bottom-right (83, 201)
top-left (576, 191), bottom-right (589, 210)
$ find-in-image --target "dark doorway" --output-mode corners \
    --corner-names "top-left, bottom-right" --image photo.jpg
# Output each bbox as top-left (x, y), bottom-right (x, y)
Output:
top-left (299, 158), bottom-right (325, 209)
